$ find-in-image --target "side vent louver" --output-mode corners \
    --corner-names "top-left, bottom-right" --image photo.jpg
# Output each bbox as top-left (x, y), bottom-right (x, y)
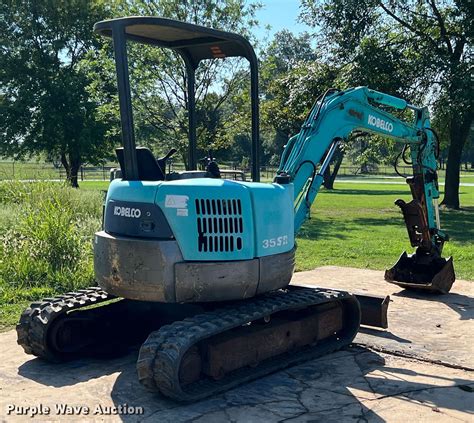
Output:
top-left (195, 198), bottom-right (243, 253)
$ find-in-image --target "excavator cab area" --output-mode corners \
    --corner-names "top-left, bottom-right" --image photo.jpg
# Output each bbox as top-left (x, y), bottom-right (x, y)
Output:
top-left (93, 16), bottom-right (261, 183)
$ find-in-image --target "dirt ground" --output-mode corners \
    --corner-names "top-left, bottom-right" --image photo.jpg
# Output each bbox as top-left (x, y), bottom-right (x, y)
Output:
top-left (1, 266), bottom-right (473, 422)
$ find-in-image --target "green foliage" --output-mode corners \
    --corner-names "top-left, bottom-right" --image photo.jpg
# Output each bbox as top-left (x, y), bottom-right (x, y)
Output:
top-left (263, 30), bottom-right (316, 76)
top-left (262, 61), bottom-right (340, 138)
top-left (300, 0), bottom-right (473, 207)
top-left (0, 182), bottom-right (102, 303)
top-left (0, 0), bottom-right (115, 186)
top-left (258, 30), bottom-right (339, 159)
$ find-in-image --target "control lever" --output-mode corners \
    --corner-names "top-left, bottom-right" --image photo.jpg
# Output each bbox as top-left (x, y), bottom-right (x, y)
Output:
top-left (157, 148), bottom-right (177, 173)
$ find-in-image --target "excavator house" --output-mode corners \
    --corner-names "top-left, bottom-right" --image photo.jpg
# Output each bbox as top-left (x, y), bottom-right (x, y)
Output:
top-left (17, 17), bottom-right (455, 402)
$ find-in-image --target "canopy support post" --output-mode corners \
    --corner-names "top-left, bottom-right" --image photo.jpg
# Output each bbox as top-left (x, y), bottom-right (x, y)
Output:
top-left (111, 25), bottom-right (139, 180)
top-left (250, 57), bottom-right (260, 182)
top-left (184, 58), bottom-right (197, 171)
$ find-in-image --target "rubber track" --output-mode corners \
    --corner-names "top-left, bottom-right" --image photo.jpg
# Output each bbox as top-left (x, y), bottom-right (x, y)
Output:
top-left (16, 287), bottom-right (114, 361)
top-left (137, 286), bottom-right (360, 402)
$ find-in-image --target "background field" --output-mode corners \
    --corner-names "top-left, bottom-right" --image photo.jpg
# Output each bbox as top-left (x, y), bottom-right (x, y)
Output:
top-left (0, 179), bottom-right (472, 330)
top-left (1, 160), bottom-right (473, 184)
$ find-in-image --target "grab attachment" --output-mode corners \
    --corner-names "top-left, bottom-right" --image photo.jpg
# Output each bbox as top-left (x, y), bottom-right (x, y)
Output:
top-left (385, 251), bottom-right (455, 294)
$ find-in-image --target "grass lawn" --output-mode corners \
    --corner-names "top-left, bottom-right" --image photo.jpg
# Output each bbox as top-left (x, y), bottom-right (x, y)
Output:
top-left (296, 183), bottom-right (473, 282)
top-left (80, 180), bottom-right (110, 190)
top-left (0, 180), bottom-right (472, 331)
top-left (0, 161), bottom-right (59, 180)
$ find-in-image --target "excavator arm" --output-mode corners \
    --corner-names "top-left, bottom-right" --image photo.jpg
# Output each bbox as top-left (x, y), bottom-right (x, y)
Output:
top-left (277, 86), bottom-right (455, 293)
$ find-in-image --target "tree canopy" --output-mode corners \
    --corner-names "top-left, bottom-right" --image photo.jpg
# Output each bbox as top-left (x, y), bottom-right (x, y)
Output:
top-left (300, 0), bottom-right (473, 208)
top-left (0, 0), bottom-right (114, 186)
top-left (0, 0), bottom-right (471, 201)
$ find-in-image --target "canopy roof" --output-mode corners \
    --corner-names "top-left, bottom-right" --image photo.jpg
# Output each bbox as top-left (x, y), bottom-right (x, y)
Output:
top-left (93, 16), bottom-right (260, 181)
top-left (94, 16), bottom-right (256, 68)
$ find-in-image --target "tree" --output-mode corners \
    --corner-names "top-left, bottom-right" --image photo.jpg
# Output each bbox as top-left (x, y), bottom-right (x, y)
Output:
top-left (264, 30), bottom-right (317, 75)
top-left (0, 0), bottom-right (113, 187)
top-left (259, 32), bottom-right (318, 162)
top-left (261, 59), bottom-right (343, 187)
top-left (260, 31), bottom-right (319, 140)
top-left (300, 0), bottom-right (473, 208)
top-left (87, 0), bottom-right (261, 168)
top-left (262, 61), bottom-right (339, 138)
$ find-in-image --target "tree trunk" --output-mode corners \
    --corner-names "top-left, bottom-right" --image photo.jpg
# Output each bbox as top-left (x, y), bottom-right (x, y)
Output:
top-left (60, 152), bottom-right (71, 181)
top-left (69, 157), bottom-right (81, 188)
top-left (441, 116), bottom-right (471, 209)
top-left (60, 152), bottom-right (80, 188)
top-left (183, 152), bottom-right (189, 171)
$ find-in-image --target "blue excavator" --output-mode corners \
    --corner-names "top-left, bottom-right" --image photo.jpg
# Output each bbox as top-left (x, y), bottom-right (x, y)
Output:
top-left (17, 17), bottom-right (455, 402)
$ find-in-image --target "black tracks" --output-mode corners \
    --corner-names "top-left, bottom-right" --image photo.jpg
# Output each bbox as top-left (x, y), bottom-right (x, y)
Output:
top-left (17, 287), bottom-right (114, 361)
top-left (137, 286), bottom-right (360, 402)
top-left (17, 286), bottom-right (360, 401)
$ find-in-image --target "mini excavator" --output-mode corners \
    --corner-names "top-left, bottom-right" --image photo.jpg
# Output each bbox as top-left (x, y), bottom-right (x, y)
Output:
top-left (17, 17), bottom-right (455, 402)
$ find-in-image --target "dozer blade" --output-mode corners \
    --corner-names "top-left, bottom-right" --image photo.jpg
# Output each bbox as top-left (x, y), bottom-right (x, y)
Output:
top-left (354, 293), bottom-right (390, 329)
top-left (385, 251), bottom-right (455, 294)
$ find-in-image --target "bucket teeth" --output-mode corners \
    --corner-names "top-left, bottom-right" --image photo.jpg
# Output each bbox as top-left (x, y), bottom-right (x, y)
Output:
top-left (385, 251), bottom-right (455, 294)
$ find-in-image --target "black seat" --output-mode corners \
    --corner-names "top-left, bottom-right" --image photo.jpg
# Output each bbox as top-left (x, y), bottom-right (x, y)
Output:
top-left (116, 147), bottom-right (165, 181)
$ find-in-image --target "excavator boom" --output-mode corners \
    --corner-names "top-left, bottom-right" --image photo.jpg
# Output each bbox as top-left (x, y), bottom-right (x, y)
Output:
top-left (277, 86), bottom-right (454, 292)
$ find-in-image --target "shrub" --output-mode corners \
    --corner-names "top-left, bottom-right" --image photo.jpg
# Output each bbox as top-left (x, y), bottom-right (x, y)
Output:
top-left (0, 182), bottom-right (102, 301)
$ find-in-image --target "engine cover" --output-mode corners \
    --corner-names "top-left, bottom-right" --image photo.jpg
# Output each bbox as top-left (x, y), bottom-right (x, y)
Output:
top-left (103, 178), bottom-right (295, 261)
top-left (95, 178), bottom-right (296, 302)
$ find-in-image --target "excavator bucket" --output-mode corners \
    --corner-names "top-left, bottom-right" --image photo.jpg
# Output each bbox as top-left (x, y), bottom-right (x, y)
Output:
top-left (385, 251), bottom-right (455, 294)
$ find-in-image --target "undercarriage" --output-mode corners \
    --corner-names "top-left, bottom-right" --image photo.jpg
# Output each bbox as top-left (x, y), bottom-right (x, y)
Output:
top-left (17, 286), bottom-right (364, 401)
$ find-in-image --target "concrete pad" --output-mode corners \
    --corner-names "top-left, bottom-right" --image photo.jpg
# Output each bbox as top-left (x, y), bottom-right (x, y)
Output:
top-left (292, 266), bottom-right (474, 369)
top-left (1, 267), bottom-right (473, 422)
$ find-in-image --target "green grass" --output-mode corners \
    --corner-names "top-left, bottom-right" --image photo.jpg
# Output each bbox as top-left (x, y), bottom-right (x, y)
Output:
top-left (0, 161), bottom-right (59, 180)
top-left (337, 175), bottom-right (474, 184)
top-left (296, 183), bottom-right (474, 280)
top-left (0, 181), bottom-right (103, 331)
top-left (80, 180), bottom-right (110, 190)
top-left (0, 179), bottom-right (472, 331)
top-left (0, 160), bottom-right (115, 181)
top-left (460, 175), bottom-right (474, 183)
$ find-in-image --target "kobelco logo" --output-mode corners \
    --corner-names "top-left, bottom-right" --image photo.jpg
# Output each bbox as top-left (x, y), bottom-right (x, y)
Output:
top-left (114, 206), bottom-right (141, 218)
top-left (368, 114), bottom-right (394, 132)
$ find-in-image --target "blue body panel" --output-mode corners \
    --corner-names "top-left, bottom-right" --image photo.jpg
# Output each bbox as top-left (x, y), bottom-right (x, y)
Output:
top-left (245, 181), bottom-right (294, 257)
top-left (106, 179), bottom-right (163, 203)
top-left (105, 178), bottom-right (294, 261)
top-left (156, 178), bottom-right (255, 261)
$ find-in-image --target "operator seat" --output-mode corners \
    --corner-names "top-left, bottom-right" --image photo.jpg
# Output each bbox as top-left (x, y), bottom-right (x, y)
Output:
top-left (116, 147), bottom-right (166, 181)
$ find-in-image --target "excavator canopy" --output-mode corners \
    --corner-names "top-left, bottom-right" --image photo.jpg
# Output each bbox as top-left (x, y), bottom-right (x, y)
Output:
top-left (94, 16), bottom-right (258, 65)
top-left (94, 16), bottom-right (260, 181)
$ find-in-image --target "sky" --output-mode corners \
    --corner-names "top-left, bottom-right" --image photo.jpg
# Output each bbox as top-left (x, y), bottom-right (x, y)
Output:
top-left (253, 0), bottom-right (313, 41)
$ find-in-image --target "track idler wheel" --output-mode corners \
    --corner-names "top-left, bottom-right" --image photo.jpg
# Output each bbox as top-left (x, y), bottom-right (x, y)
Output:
top-left (385, 251), bottom-right (455, 294)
